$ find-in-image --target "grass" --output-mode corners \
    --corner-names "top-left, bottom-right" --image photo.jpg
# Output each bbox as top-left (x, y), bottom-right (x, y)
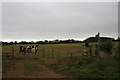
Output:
top-left (2, 42), bottom-right (119, 78)
top-left (22, 59), bottom-right (42, 72)
top-left (2, 59), bottom-right (15, 73)
top-left (47, 57), bottom-right (119, 78)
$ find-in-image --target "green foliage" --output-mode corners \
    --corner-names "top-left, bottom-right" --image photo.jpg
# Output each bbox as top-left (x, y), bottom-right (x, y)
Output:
top-left (100, 42), bottom-right (113, 54)
top-left (83, 37), bottom-right (115, 43)
top-left (51, 58), bottom-right (119, 78)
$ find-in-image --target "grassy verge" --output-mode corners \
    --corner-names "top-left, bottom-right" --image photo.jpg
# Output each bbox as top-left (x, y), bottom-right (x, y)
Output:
top-left (39, 56), bottom-right (119, 78)
top-left (2, 58), bottom-right (15, 73)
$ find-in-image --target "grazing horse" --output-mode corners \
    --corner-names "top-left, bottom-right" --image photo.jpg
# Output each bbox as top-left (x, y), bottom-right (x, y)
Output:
top-left (19, 46), bottom-right (26, 55)
top-left (26, 46), bottom-right (32, 53)
top-left (19, 45), bottom-right (39, 55)
top-left (31, 45), bottom-right (38, 53)
top-left (35, 45), bottom-right (39, 53)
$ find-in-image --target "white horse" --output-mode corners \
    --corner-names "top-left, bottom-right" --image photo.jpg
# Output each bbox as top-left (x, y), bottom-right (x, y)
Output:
top-left (31, 45), bottom-right (39, 53)
top-left (26, 46), bottom-right (32, 54)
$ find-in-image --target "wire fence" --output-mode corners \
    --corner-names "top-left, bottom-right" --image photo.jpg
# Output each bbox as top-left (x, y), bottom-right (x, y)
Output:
top-left (2, 43), bottom-right (118, 65)
top-left (2, 44), bottom-right (97, 65)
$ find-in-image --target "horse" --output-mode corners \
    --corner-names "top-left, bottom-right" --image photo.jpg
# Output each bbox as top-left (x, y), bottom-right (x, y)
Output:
top-left (25, 45), bottom-right (39, 54)
top-left (31, 45), bottom-right (39, 53)
top-left (19, 46), bottom-right (26, 55)
top-left (26, 46), bottom-right (32, 54)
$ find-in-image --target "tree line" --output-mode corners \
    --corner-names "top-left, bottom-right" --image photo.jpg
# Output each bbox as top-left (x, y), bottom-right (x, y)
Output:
top-left (1, 39), bottom-right (82, 45)
top-left (1, 37), bottom-right (120, 46)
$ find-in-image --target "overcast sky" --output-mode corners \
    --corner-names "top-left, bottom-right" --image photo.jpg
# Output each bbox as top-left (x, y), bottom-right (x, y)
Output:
top-left (2, 2), bottom-right (118, 42)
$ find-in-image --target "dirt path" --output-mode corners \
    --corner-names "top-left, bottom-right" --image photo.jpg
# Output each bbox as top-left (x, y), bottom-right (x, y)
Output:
top-left (33, 64), bottom-right (67, 78)
top-left (3, 60), bottom-right (73, 78)
top-left (3, 61), bottom-right (26, 78)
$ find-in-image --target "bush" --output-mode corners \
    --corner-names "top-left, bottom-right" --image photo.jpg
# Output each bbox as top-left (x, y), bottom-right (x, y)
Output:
top-left (100, 42), bottom-right (113, 54)
top-left (85, 42), bottom-right (89, 47)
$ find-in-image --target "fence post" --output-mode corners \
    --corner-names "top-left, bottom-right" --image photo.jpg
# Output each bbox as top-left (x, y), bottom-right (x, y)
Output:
top-left (66, 48), bottom-right (68, 65)
top-left (47, 48), bottom-right (49, 59)
top-left (12, 47), bottom-right (14, 59)
top-left (52, 48), bottom-right (54, 59)
top-left (58, 49), bottom-right (60, 64)
top-left (89, 46), bottom-right (92, 57)
top-left (42, 49), bottom-right (45, 58)
top-left (44, 48), bottom-right (47, 58)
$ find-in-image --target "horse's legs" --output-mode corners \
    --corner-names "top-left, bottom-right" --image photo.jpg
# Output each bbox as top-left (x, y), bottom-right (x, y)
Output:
top-left (18, 52), bottom-right (20, 55)
top-left (35, 50), bottom-right (37, 54)
top-left (18, 51), bottom-right (22, 55)
top-left (24, 51), bottom-right (26, 55)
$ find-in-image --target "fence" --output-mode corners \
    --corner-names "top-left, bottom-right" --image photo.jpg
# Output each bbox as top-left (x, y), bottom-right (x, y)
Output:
top-left (2, 47), bottom-right (14, 59)
top-left (37, 44), bottom-right (96, 65)
top-left (2, 44), bottom-right (97, 64)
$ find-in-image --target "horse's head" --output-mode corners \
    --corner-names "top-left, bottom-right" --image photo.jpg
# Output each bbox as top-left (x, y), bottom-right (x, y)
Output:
top-left (32, 46), bottom-right (34, 48)
top-left (20, 46), bottom-right (23, 49)
top-left (36, 45), bottom-right (39, 47)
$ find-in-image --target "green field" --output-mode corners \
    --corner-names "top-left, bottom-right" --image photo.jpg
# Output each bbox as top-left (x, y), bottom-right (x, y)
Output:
top-left (2, 42), bottom-right (119, 78)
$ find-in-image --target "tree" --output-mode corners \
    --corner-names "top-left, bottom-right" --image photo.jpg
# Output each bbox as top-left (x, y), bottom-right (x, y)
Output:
top-left (35, 41), bottom-right (43, 44)
top-left (44, 40), bottom-right (48, 44)
top-left (9, 41), bottom-right (14, 44)
top-left (54, 39), bottom-right (59, 44)
top-left (31, 41), bottom-right (34, 44)
top-left (14, 41), bottom-right (17, 44)
top-left (19, 41), bottom-right (28, 44)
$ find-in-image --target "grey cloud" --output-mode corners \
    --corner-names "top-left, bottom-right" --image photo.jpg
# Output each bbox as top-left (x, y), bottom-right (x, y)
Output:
top-left (2, 2), bottom-right (118, 41)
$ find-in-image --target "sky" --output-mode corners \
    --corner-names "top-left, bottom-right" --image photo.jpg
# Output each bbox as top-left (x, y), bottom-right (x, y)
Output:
top-left (2, 2), bottom-right (118, 42)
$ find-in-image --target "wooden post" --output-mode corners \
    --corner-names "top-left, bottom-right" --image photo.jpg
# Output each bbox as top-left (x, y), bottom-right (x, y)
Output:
top-left (66, 48), bottom-right (68, 65)
top-left (47, 48), bottom-right (49, 59)
top-left (98, 32), bottom-right (100, 43)
top-left (89, 46), bottom-right (92, 57)
top-left (12, 47), bottom-right (14, 59)
top-left (45, 48), bottom-right (46, 58)
top-left (98, 32), bottom-right (100, 57)
top-left (42, 49), bottom-right (44, 58)
top-left (58, 49), bottom-right (60, 64)
top-left (52, 48), bottom-right (54, 59)
top-left (95, 32), bottom-right (100, 57)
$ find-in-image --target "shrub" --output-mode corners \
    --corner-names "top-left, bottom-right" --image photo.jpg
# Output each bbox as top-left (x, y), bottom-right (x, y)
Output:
top-left (100, 42), bottom-right (113, 54)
